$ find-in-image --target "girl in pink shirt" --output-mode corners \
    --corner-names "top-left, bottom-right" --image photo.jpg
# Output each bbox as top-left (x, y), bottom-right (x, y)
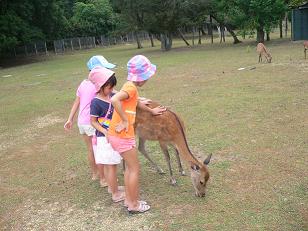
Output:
top-left (64, 56), bottom-right (116, 186)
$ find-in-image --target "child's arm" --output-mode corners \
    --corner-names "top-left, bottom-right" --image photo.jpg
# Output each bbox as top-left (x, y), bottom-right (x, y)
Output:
top-left (64, 97), bottom-right (80, 131)
top-left (90, 117), bottom-right (108, 136)
top-left (110, 91), bottom-right (129, 132)
top-left (137, 100), bottom-right (166, 116)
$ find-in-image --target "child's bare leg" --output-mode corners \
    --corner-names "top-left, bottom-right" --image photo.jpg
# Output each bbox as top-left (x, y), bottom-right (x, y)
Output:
top-left (82, 135), bottom-right (97, 179)
top-left (97, 164), bottom-right (107, 187)
top-left (105, 165), bottom-right (123, 201)
top-left (121, 148), bottom-right (140, 209)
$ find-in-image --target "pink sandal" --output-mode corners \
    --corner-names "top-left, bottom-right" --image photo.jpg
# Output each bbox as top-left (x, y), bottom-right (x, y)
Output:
top-left (112, 192), bottom-right (125, 203)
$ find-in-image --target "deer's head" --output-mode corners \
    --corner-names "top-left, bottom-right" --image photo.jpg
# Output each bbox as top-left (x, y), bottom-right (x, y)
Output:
top-left (190, 154), bottom-right (212, 197)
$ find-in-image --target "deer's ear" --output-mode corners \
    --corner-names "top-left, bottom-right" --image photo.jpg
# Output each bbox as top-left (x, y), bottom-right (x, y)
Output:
top-left (191, 164), bottom-right (200, 171)
top-left (203, 153), bottom-right (212, 165)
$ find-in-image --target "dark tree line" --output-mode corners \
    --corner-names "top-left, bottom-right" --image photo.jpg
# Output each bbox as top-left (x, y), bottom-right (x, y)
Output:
top-left (0, 0), bottom-right (306, 52)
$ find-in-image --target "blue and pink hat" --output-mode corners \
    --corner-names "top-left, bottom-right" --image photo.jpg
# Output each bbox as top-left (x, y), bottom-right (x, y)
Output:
top-left (127, 55), bottom-right (156, 82)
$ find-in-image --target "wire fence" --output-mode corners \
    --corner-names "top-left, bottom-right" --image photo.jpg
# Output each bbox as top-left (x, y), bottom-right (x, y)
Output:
top-left (10, 31), bottom-right (152, 57)
top-left (9, 25), bottom-right (225, 57)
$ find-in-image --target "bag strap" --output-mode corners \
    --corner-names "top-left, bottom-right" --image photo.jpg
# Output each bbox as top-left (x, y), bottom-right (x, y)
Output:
top-left (103, 99), bottom-right (112, 121)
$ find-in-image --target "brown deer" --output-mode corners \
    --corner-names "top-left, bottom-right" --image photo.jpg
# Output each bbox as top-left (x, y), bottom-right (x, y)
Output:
top-left (257, 42), bottom-right (272, 63)
top-left (304, 41), bottom-right (308, 59)
top-left (135, 101), bottom-right (212, 197)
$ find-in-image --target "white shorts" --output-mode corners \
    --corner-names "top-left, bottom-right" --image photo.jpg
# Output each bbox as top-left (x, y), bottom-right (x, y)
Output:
top-left (78, 124), bottom-right (95, 136)
top-left (94, 136), bottom-right (122, 165)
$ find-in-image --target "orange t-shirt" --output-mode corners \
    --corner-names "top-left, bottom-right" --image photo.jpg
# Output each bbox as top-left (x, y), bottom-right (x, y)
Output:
top-left (108, 81), bottom-right (139, 138)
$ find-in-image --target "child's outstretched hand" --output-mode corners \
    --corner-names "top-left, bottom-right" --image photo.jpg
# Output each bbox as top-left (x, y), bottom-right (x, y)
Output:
top-left (64, 120), bottom-right (73, 131)
top-left (151, 106), bottom-right (166, 116)
top-left (115, 120), bottom-right (129, 133)
top-left (139, 97), bottom-right (152, 105)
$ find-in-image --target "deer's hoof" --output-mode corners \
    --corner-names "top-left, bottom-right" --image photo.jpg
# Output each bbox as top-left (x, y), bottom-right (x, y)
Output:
top-left (180, 170), bottom-right (186, 176)
top-left (158, 168), bottom-right (165, 175)
top-left (170, 178), bottom-right (177, 186)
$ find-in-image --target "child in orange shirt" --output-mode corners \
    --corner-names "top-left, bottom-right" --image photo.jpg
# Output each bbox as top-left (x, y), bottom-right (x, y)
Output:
top-left (108, 55), bottom-right (165, 214)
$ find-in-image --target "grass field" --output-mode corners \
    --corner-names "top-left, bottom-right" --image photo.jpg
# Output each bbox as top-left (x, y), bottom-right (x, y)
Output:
top-left (0, 35), bottom-right (307, 230)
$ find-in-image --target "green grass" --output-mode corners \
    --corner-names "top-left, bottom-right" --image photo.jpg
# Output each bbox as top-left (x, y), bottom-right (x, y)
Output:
top-left (0, 34), bottom-right (307, 230)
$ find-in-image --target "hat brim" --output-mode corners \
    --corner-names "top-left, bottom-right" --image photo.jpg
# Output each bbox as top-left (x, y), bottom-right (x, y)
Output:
top-left (102, 62), bottom-right (116, 69)
top-left (87, 61), bottom-right (116, 70)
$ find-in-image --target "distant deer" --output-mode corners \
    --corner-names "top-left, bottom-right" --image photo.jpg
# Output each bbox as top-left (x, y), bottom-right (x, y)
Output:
top-left (135, 102), bottom-right (212, 197)
top-left (304, 41), bottom-right (308, 59)
top-left (257, 42), bottom-right (272, 63)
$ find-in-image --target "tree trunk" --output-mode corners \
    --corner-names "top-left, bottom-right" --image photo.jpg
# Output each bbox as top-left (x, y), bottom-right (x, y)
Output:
top-left (160, 32), bottom-right (172, 51)
top-left (134, 31), bottom-right (143, 49)
top-left (257, 27), bottom-right (265, 43)
top-left (210, 15), bottom-right (213, 44)
top-left (201, 27), bottom-right (206, 36)
top-left (219, 25), bottom-right (222, 43)
top-left (279, 19), bottom-right (283, 38)
top-left (225, 24), bottom-right (242, 44)
top-left (149, 34), bottom-right (155, 47)
top-left (198, 27), bottom-right (202, 44)
top-left (177, 28), bottom-right (191, 46)
top-left (266, 32), bottom-right (270, 41)
top-left (219, 24), bottom-right (225, 43)
top-left (154, 34), bottom-right (161, 41)
top-left (285, 12), bottom-right (288, 37)
top-left (192, 27), bottom-right (195, 46)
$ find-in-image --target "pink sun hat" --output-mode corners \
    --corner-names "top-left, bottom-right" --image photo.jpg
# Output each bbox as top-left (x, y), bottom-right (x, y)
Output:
top-left (127, 55), bottom-right (156, 82)
top-left (88, 67), bottom-right (115, 92)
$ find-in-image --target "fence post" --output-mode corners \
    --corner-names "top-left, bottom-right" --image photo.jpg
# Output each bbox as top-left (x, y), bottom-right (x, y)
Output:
top-left (34, 43), bottom-right (38, 55)
top-left (13, 47), bottom-right (16, 57)
top-left (25, 45), bottom-right (28, 56)
top-left (93, 37), bottom-right (96, 48)
top-left (54, 41), bottom-right (57, 54)
top-left (63, 39), bottom-right (65, 52)
top-left (44, 42), bottom-right (48, 55)
top-left (70, 39), bottom-right (73, 51)
top-left (78, 38), bottom-right (81, 50)
top-left (100, 36), bottom-right (104, 46)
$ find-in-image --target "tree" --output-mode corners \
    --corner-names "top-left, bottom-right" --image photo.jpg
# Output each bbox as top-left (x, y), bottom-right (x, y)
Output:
top-left (70, 0), bottom-right (116, 37)
top-left (0, 0), bottom-right (69, 53)
top-left (111, 0), bottom-right (148, 49)
top-left (229, 0), bottom-right (287, 43)
top-left (177, 0), bottom-right (210, 45)
top-left (209, 0), bottom-right (242, 44)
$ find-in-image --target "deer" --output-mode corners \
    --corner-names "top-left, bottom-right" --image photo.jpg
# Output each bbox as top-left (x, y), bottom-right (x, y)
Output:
top-left (134, 101), bottom-right (212, 197)
top-left (304, 41), bottom-right (308, 59)
top-left (257, 42), bottom-right (272, 63)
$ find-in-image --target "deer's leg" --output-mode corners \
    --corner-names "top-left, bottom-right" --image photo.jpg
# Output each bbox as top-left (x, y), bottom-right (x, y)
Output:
top-left (138, 137), bottom-right (164, 174)
top-left (160, 142), bottom-right (177, 185)
top-left (122, 160), bottom-right (125, 174)
top-left (174, 148), bottom-right (186, 176)
top-left (259, 54), bottom-right (262, 63)
top-left (305, 49), bottom-right (307, 59)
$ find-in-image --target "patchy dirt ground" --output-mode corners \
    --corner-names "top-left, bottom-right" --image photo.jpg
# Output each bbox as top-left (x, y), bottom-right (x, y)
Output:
top-left (1, 37), bottom-right (307, 230)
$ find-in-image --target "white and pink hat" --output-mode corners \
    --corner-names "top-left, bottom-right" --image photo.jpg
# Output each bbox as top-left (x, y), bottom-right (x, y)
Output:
top-left (88, 67), bottom-right (115, 92)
